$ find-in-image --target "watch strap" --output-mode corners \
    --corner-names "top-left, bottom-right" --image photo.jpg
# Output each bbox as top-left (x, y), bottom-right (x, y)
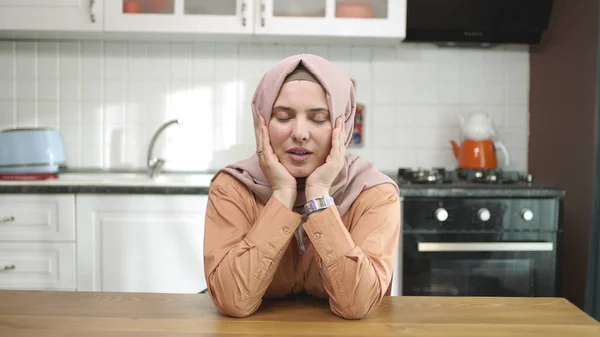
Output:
top-left (303, 195), bottom-right (335, 216)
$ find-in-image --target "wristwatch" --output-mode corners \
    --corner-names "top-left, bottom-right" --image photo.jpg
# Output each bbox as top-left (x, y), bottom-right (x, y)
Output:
top-left (303, 195), bottom-right (335, 216)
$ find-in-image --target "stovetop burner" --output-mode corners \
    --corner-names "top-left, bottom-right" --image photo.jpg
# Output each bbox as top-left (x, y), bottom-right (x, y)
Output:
top-left (397, 168), bottom-right (533, 185)
top-left (398, 168), bottom-right (453, 184)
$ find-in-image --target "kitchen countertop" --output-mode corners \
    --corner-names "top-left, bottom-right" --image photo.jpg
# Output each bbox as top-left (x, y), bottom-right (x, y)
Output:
top-left (0, 171), bottom-right (214, 194)
top-left (0, 290), bottom-right (598, 336)
top-left (0, 170), bottom-right (565, 198)
top-left (394, 181), bottom-right (566, 198)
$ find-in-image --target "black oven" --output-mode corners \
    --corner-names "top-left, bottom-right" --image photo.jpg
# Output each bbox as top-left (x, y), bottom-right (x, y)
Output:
top-left (400, 197), bottom-right (563, 297)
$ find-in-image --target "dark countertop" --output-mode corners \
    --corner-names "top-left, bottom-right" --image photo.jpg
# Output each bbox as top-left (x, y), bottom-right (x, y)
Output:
top-left (0, 170), bottom-right (214, 195)
top-left (0, 184), bottom-right (210, 195)
top-left (397, 183), bottom-right (565, 198)
top-left (0, 170), bottom-right (565, 198)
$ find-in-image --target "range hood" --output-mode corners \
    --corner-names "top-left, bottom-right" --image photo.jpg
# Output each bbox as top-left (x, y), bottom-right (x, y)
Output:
top-left (405, 0), bottom-right (555, 46)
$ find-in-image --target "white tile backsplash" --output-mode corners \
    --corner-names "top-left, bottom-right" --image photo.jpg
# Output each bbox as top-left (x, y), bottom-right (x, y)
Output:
top-left (0, 40), bottom-right (530, 172)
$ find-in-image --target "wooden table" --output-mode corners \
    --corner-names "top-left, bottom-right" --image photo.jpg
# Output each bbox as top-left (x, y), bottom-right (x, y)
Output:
top-left (0, 290), bottom-right (599, 336)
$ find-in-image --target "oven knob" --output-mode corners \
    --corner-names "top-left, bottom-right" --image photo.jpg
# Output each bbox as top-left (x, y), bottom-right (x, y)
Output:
top-left (521, 209), bottom-right (534, 221)
top-left (477, 208), bottom-right (491, 222)
top-left (434, 208), bottom-right (449, 222)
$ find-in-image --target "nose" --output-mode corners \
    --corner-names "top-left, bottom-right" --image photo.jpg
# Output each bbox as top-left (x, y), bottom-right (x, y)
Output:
top-left (291, 119), bottom-right (309, 143)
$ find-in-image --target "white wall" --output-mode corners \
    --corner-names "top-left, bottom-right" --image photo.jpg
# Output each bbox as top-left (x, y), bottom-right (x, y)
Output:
top-left (0, 40), bottom-right (530, 172)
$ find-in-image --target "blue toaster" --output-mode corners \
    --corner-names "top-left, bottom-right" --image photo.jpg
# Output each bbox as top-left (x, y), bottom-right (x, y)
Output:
top-left (0, 128), bottom-right (66, 174)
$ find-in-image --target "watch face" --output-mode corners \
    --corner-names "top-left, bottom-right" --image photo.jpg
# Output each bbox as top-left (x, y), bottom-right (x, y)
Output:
top-left (315, 198), bottom-right (329, 208)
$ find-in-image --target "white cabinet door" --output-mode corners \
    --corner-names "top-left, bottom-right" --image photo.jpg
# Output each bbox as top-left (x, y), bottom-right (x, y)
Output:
top-left (255, 0), bottom-right (406, 38)
top-left (104, 0), bottom-right (254, 34)
top-left (0, 0), bottom-right (103, 31)
top-left (76, 194), bottom-right (208, 294)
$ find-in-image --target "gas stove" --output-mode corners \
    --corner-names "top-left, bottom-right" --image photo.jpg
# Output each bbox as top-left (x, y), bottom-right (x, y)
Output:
top-left (397, 168), bottom-right (533, 185)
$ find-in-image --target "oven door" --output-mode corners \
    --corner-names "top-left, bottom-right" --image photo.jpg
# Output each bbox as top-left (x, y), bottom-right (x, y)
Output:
top-left (402, 232), bottom-right (559, 297)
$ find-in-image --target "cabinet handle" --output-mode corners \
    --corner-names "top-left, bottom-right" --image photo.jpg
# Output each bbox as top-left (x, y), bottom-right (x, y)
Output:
top-left (89, 0), bottom-right (96, 23)
top-left (2, 216), bottom-right (14, 223)
top-left (260, 0), bottom-right (265, 27)
top-left (2, 265), bottom-right (15, 271)
top-left (241, 0), bottom-right (247, 27)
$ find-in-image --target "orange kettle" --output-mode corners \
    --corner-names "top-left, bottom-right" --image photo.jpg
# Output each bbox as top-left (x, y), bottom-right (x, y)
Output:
top-left (450, 113), bottom-right (510, 169)
top-left (451, 139), bottom-right (509, 169)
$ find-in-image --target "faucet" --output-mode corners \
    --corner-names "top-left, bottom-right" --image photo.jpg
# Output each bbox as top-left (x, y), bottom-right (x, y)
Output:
top-left (147, 119), bottom-right (182, 178)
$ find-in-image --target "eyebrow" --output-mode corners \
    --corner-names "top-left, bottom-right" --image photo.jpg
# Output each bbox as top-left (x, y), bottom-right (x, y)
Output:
top-left (273, 105), bottom-right (329, 113)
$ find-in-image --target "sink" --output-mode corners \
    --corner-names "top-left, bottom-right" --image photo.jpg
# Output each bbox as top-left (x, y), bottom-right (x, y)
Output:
top-left (153, 173), bottom-right (213, 186)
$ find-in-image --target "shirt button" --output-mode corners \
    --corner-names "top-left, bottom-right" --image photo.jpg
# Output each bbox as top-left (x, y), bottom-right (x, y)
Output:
top-left (283, 227), bottom-right (290, 234)
top-left (314, 232), bottom-right (321, 239)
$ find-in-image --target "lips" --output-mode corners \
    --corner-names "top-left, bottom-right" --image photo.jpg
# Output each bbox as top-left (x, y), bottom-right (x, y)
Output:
top-left (287, 147), bottom-right (313, 162)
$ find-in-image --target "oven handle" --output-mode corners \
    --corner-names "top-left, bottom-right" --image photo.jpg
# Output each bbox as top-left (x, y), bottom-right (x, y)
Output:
top-left (417, 242), bottom-right (554, 252)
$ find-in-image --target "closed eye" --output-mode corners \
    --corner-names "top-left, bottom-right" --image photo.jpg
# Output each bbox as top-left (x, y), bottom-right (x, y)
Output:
top-left (309, 109), bottom-right (329, 125)
top-left (272, 106), bottom-right (294, 122)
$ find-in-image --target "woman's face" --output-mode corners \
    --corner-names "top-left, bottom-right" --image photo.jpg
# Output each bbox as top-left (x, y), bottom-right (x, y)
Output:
top-left (268, 80), bottom-right (333, 178)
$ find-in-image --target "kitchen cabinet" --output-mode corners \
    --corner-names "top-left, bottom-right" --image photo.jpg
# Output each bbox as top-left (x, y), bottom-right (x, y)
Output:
top-left (0, 0), bottom-right (406, 42)
top-left (104, 0), bottom-right (254, 34)
top-left (103, 0), bottom-right (406, 40)
top-left (0, 192), bottom-right (208, 293)
top-left (0, 195), bottom-right (76, 291)
top-left (76, 194), bottom-right (208, 294)
top-left (256, 0), bottom-right (406, 39)
top-left (0, 0), bottom-right (103, 31)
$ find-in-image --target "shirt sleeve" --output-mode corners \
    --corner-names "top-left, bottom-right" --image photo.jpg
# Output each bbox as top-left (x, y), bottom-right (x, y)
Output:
top-left (302, 183), bottom-right (401, 320)
top-left (203, 174), bottom-right (304, 318)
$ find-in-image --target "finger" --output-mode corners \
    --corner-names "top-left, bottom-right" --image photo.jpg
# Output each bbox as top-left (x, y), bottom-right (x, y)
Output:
top-left (336, 117), bottom-right (345, 158)
top-left (338, 116), bottom-right (344, 145)
top-left (261, 117), bottom-right (268, 151)
top-left (262, 118), bottom-right (274, 159)
top-left (257, 116), bottom-right (263, 152)
top-left (330, 127), bottom-right (340, 160)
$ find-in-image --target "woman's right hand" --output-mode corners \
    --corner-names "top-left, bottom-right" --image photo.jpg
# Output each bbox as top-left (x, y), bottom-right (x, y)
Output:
top-left (257, 116), bottom-right (297, 208)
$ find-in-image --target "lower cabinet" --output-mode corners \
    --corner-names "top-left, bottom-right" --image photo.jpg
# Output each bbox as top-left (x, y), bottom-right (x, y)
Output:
top-left (0, 194), bottom-right (76, 291)
top-left (76, 194), bottom-right (208, 294)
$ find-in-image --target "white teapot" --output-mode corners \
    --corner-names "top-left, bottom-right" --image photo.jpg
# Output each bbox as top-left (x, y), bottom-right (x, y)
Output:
top-left (459, 112), bottom-right (496, 140)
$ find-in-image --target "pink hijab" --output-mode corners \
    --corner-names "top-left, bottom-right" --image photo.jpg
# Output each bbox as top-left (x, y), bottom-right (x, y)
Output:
top-left (215, 53), bottom-right (398, 215)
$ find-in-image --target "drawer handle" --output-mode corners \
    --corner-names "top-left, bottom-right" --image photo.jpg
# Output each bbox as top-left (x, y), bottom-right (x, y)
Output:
top-left (2, 265), bottom-right (15, 271)
top-left (2, 216), bottom-right (14, 223)
top-left (89, 0), bottom-right (96, 23)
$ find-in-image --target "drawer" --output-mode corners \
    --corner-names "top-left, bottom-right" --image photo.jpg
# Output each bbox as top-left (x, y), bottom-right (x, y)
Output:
top-left (0, 194), bottom-right (75, 241)
top-left (0, 242), bottom-right (75, 290)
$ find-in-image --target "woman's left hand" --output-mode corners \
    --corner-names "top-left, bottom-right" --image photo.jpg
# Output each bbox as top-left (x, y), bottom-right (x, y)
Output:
top-left (306, 116), bottom-right (346, 199)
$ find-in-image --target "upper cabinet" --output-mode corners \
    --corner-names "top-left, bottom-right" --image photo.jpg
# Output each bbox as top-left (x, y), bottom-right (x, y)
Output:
top-left (0, 0), bottom-right (103, 31)
top-left (104, 0), bottom-right (405, 40)
top-left (104, 0), bottom-right (254, 34)
top-left (257, 0), bottom-right (405, 38)
top-left (0, 0), bottom-right (406, 42)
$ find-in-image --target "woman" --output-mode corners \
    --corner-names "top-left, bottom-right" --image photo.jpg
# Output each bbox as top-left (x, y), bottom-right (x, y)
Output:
top-left (204, 54), bottom-right (400, 320)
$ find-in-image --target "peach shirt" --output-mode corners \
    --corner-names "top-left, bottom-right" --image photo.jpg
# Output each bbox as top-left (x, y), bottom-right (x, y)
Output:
top-left (204, 172), bottom-right (401, 319)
